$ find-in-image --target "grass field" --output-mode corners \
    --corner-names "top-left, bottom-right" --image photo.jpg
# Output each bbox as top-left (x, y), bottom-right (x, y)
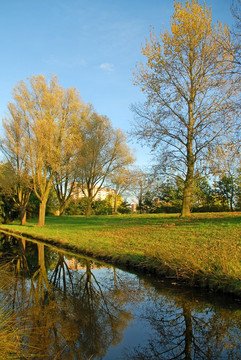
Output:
top-left (1, 212), bottom-right (241, 296)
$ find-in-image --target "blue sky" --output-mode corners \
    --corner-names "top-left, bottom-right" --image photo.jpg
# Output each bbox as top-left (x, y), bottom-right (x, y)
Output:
top-left (0, 0), bottom-right (234, 167)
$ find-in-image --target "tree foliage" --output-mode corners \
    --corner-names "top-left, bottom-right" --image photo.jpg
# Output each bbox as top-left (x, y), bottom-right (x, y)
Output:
top-left (231, 0), bottom-right (241, 72)
top-left (1, 75), bottom-right (135, 221)
top-left (132, 0), bottom-right (238, 217)
top-left (75, 105), bottom-right (134, 216)
top-left (129, 169), bottom-right (154, 214)
top-left (1, 103), bottom-right (32, 224)
top-left (108, 168), bottom-right (136, 214)
top-left (138, 173), bottom-right (241, 214)
top-left (0, 163), bottom-right (19, 223)
top-left (2, 75), bottom-right (82, 226)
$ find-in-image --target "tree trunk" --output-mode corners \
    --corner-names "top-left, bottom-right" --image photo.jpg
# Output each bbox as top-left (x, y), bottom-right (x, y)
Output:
top-left (113, 192), bottom-right (118, 214)
top-left (38, 243), bottom-right (45, 269)
top-left (18, 188), bottom-right (31, 225)
top-left (59, 201), bottom-right (66, 216)
top-left (86, 186), bottom-right (93, 217)
top-left (38, 200), bottom-right (47, 227)
top-left (181, 101), bottom-right (195, 217)
top-left (183, 302), bottom-right (193, 360)
top-left (139, 196), bottom-right (143, 214)
top-left (37, 243), bottom-right (49, 297)
top-left (20, 205), bottom-right (27, 226)
top-left (230, 186), bottom-right (234, 211)
top-left (86, 197), bottom-right (92, 217)
top-left (181, 165), bottom-right (194, 217)
top-left (22, 238), bottom-right (26, 249)
top-left (86, 260), bottom-right (92, 284)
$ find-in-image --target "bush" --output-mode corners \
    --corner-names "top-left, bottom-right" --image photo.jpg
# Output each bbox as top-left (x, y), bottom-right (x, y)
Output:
top-left (0, 196), bottom-right (19, 223)
top-left (92, 199), bottom-right (112, 215)
top-left (118, 201), bottom-right (131, 214)
top-left (65, 198), bottom-right (89, 215)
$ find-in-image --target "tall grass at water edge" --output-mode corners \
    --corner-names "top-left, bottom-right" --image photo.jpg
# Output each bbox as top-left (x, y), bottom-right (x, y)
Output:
top-left (0, 268), bottom-right (26, 360)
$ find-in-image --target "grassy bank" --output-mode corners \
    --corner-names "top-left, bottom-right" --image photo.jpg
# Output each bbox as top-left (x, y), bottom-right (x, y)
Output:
top-left (0, 212), bottom-right (241, 296)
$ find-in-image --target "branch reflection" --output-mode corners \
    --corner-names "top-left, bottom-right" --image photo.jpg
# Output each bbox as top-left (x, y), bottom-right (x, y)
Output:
top-left (0, 235), bottom-right (133, 359)
top-left (125, 287), bottom-right (241, 359)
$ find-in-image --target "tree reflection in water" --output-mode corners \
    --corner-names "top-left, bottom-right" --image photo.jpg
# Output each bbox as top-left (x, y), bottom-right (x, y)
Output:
top-left (0, 234), bottom-right (241, 360)
top-left (0, 235), bottom-right (133, 359)
top-left (125, 287), bottom-right (241, 360)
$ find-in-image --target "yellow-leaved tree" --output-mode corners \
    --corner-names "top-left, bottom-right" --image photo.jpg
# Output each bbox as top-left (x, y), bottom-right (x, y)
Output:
top-left (132, 0), bottom-right (238, 216)
top-left (107, 168), bottom-right (136, 214)
top-left (3, 75), bottom-right (82, 226)
top-left (1, 103), bottom-right (32, 225)
top-left (75, 105), bottom-right (134, 217)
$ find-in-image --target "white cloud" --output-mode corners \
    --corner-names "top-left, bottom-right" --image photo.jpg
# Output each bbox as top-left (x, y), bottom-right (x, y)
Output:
top-left (99, 63), bottom-right (115, 72)
top-left (43, 55), bottom-right (86, 68)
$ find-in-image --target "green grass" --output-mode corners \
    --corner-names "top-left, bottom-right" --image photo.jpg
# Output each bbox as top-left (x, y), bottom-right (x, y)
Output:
top-left (1, 212), bottom-right (241, 296)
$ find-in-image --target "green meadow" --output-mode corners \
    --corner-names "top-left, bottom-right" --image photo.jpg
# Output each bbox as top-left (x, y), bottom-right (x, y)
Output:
top-left (1, 212), bottom-right (241, 296)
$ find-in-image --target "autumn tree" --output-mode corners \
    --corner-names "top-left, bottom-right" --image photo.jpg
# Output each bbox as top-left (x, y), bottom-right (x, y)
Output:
top-left (53, 112), bottom-right (82, 216)
top-left (129, 169), bottom-right (153, 214)
top-left (231, 0), bottom-right (241, 72)
top-left (108, 168), bottom-right (136, 214)
top-left (76, 105), bottom-right (134, 216)
top-left (132, 0), bottom-right (237, 216)
top-left (0, 162), bottom-right (19, 222)
top-left (4, 75), bottom-right (82, 226)
top-left (154, 177), bottom-right (184, 212)
top-left (215, 175), bottom-right (237, 211)
top-left (1, 103), bottom-right (32, 225)
top-left (214, 1), bottom-right (241, 76)
top-left (54, 164), bottom-right (78, 216)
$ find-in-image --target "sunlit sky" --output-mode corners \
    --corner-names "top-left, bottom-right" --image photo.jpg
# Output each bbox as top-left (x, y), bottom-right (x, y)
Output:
top-left (0, 0), bottom-right (234, 167)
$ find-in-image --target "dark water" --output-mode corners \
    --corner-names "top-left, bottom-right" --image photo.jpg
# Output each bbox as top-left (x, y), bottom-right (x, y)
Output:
top-left (0, 233), bottom-right (241, 360)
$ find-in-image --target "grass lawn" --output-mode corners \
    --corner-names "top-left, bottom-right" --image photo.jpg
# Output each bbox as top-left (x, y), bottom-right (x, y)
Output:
top-left (0, 212), bottom-right (241, 296)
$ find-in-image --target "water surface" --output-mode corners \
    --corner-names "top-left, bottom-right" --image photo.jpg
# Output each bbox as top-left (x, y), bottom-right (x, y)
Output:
top-left (0, 233), bottom-right (241, 359)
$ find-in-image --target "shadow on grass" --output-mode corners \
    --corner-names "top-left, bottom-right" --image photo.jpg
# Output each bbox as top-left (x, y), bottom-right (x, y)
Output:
top-left (43, 214), bottom-right (180, 229)
top-left (179, 212), bottom-right (241, 227)
top-left (46, 213), bottom-right (241, 228)
top-left (1, 212), bottom-right (241, 231)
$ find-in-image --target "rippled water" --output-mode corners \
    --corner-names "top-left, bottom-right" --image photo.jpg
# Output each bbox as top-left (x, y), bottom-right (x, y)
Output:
top-left (0, 232), bottom-right (241, 359)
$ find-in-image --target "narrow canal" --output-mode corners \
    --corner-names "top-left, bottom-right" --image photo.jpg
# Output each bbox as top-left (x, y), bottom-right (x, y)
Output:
top-left (0, 232), bottom-right (241, 359)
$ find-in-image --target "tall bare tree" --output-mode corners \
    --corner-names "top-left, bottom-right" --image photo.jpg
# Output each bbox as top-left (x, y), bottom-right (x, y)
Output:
top-left (129, 169), bottom-right (154, 214)
top-left (107, 168), bottom-right (136, 214)
top-left (231, 0), bottom-right (241, 71)
top-left (132, 0), bottom-right (238, 216)
top-left (76, 105), bottom-right (134, 216)
top-left (3, 75), bottom-right (82, 226)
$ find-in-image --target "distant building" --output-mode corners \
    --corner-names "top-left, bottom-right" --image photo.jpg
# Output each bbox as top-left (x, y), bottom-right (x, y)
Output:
top-left (70, 182), bottom-right (114, 201)
top-left (67, 258), bottom-right (105, 270)
top-left (96, 186), bottom-right (115, 200)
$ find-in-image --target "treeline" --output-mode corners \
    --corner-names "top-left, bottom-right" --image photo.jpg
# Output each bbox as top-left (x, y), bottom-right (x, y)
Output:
top-left (1, 0), bottom-right (241, 225)
top-left (0, 75), bottom-right (134, 226)
top-left (0, 177), bottom-right (131, 223)
top-left (137, 174), bottom-right (241, 214)
top-left (131, 0), bottom-right (241, 217)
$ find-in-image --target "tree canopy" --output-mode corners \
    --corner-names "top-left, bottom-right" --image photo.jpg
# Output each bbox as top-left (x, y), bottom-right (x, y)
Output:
top-left (75, 105), bottom-right (134, 216)
top-left (132, 0), bottom-right (238, 216)
top-left (2, 75), bottom-right (83, 226)
top-left (1, 75), bottom-right (134, 222)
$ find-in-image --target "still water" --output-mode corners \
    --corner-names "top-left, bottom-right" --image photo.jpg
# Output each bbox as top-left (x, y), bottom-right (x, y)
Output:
top-left (0, 232), bottom-right (241, 360)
